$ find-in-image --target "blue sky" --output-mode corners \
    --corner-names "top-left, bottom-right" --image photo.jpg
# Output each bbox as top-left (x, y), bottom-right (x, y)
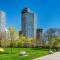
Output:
top-left (0, 0), bottom-right (60, 31)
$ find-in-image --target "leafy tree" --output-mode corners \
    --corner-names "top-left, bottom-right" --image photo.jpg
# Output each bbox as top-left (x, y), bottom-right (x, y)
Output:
top-left (8, 27), bottom-right (19, 53)
top-left (17, 34), bottom-right (36, 48)
top-left (1, 40), bottom-right (10, 47)
top-left (53, 37), bottom-right (60, 48)
top-left (9, 27), bottom-right (19, 41)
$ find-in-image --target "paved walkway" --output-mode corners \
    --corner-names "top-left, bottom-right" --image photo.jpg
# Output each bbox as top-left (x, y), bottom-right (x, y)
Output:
top-left (33, 52), bottom-right (60, 60)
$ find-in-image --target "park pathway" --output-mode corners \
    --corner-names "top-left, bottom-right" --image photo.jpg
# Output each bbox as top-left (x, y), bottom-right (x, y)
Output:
top-left (33, 52), bottom-right (60, 60)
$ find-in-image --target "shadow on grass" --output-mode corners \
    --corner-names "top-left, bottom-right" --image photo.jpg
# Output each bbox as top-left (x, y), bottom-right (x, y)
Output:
top-left (0, 52), bottom-right (16, 54)
top-left (31, 47), bottom-right (49, 51)
top-left (0, 52), bottom-right (9, 54)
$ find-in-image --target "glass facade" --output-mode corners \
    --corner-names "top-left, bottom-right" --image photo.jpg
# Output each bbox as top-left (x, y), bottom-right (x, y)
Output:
top-left (0, 11), bottom-right (6, 40)
top-left (21, 8), bottom-right (36, 38)
top-left (0, 11), bottom-right (6, 32)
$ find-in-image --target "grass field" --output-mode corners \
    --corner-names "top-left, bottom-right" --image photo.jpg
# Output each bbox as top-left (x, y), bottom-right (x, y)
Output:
top-left (0, 48), bottom-right (48, 60)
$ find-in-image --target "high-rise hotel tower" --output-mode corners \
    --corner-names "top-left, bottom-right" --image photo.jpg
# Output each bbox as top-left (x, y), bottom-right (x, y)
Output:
top-left (21, 8), bottom-right (36, 38)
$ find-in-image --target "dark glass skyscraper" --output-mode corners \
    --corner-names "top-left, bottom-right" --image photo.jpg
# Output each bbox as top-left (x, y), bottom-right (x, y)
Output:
top-left (36, 28), bottom-right (43, 47)
top-left (21, 8), bottom-right (36, 38)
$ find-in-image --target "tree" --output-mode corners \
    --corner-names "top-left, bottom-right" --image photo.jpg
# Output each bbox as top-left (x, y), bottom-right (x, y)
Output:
top-left (8, 27), bottom-right (19, 53)
top-left (48, 37), bottom-right (56, 50)
top-left (9, 27), bottom-right (19, 40)
top-left (44, 28), bottom-right (57, 51)
top-left (17, 34), bottom-right (36, 48)
top-left (1, 40), bottom-right (10, 47)
top-left (53, 37), bottom-right (60, 51)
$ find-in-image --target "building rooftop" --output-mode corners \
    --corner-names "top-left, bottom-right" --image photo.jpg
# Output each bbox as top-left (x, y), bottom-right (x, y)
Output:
top-left (21, 8), bottom-right (31, 13)
top-left (37, 28), bottom-right (43, 32)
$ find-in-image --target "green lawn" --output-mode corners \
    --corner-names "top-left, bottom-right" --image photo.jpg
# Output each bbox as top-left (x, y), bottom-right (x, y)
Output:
top-left (0, 48), bottom-right (48, 60)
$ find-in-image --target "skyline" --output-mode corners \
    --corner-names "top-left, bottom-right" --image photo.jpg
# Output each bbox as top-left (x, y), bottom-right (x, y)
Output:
top-left (0, 0), bottom-right (60, 31)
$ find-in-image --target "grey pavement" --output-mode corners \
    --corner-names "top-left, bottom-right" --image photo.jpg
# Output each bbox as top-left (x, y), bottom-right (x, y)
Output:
top-left (33, 52), bottom-right (60, 60)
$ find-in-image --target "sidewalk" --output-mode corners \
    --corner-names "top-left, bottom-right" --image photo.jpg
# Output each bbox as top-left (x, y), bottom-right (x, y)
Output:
top-left (33, 52), bottom-right (60, 60)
